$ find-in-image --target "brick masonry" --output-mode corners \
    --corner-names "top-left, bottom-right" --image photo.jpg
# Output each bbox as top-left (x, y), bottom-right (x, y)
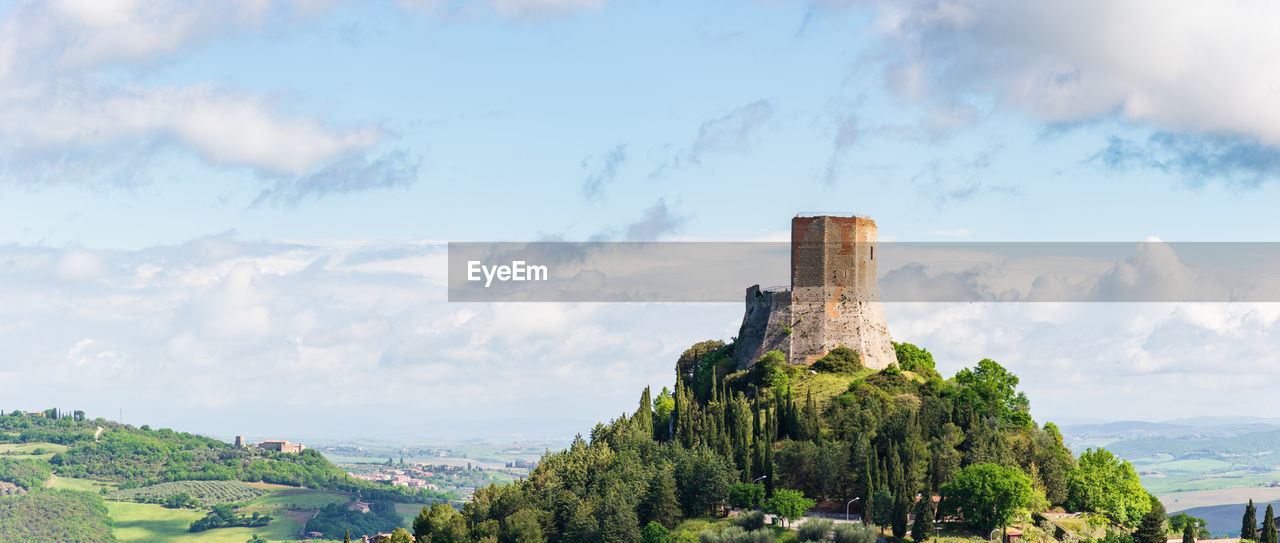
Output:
top-left (733, 215), bottom-right (898, 370)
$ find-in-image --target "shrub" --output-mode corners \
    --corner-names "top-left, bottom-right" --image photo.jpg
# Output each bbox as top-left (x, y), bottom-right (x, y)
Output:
top-left (833, 523), bottom-right (876, 543)
top-left (811, 346), bottom-right (861, 374)
top-left (699, 526), bottom-right (775, 543)
top-left (797, 518), bottom-right (833, 542)
top-left (733, 511), bottom-right (765, 531)
top-left (643, 521), bottom-right (673, 543)
top-left (752, 351), bottom-right (793, 389)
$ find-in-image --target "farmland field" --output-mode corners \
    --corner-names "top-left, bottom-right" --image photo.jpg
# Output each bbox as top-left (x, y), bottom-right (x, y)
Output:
top-left (396, 502), bottom-right (428, 524)
top-left (248, 487), bottom-right (350, 510)
top-left (0, 442), bottom-right (68, 460)
top-left (110, 480), bottom-right (269, 505)
top-left (45, 474), bottom-right (117, 493)
top-left (108, 500), bottom-right (307, 542)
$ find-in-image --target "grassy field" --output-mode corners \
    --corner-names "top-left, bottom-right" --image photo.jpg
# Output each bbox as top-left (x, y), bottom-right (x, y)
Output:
top-left (0, 442), bottom-right (68, 460)
top-left (788, 368), bottom-right (877, 406)
top-left (45, 474), bottom-right (117, 493)
top-left (248, 488), bottom-right (350, 510)
top-left (108, 500), bottom-right (309, 542)
top-left (1141, 470), bottom-right (1280, 495)
top-left (396, 502), bottom-right (428, 525)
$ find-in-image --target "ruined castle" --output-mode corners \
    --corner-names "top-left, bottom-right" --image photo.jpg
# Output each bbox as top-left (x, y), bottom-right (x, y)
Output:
top-left (733, 215), bottom-right (897, 370)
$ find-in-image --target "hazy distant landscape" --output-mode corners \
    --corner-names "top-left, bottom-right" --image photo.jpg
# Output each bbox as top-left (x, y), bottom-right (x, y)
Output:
top-left (1061, 416), bottom-right (1280, 536)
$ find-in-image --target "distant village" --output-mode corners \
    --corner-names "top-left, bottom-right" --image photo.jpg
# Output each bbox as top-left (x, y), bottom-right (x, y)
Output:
top-left (234, 435), bottom-right (306, 454)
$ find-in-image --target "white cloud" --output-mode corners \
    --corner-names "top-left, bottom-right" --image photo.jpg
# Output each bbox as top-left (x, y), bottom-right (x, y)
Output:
top-left (863, 0), bottom-right (1280, 147)
top-left (0, 0), bottom-right (393, 188)
top-left (0, 236), bottom-right (735, 438)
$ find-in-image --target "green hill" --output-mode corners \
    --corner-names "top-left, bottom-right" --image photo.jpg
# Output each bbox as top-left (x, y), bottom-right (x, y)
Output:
top-left (0, 488), bottom-right (116, 543)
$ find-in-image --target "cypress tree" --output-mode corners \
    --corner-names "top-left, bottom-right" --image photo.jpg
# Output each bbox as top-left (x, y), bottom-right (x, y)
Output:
top-left (764, 436), bottom-right (775, 497)
top-left (803, 390), bottom-right (821, 443)
top-left (892, 484), bottom-right (910, 538)
top-left (861, 462), bottom-right (875, 526)
top-left (637, 386), bottom-right (653, 439)
top-left (912, 496), bottom-right (935, 543)
top-left (1183, 522), bottom-right (1196, 543)
top-left (1245, 500), bottom-right (1258, 541)
top-left (1262, 504), bottom-right (1277, 543)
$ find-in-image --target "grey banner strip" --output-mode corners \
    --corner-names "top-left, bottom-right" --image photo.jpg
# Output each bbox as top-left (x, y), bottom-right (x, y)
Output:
top-left (447, 242), bottom-right (1280, 302)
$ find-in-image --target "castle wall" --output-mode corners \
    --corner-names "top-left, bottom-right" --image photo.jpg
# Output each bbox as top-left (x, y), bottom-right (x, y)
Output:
top-left (734, 215), bottom-right (897, 370)
top-left (733, 285), bottom-right (792, 369)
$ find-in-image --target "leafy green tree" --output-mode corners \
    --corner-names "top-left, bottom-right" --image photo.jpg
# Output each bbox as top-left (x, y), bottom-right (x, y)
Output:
top-left (246, 536), bottom-right (269, 543)
top-left (1132, 498), bottom-right (1167, 543)
top-left (654, 388), bottom-right (675, 441)
top-left (344, 530), bottom-right (352, 543)
top-left (1183, 522), bottom-right (1196, 543)
top-left (767, 488), bottom-right (815, 528)
top-left (641, 521), bottom-right (672, 543)
top-left (414, 502), bottom-right (468, 543)
top-left (1244, 500), bottom-right (1257, 541)
top-left (1262, 504), bottom-right (1277, 543)
top-left (501, 509), bottom-right (545, 543)
top-left (1068, 448), bottom-right (1153, 526)
top-left (678, 340), bottom-right (726, 380)
top-left (912, 496), bottom-right (935, 542)
top-left (893, 342), bottom-right (937, 375)
top-left (390, 527), bottom-right (414, 543)
top-left (163, 491), bottom-right (197, 509)
top-left (728, 481), bottom-right (765, 510)
top-left (940, 463), bottom-right (1031, 536)
top-left (1168, 513), bottom-right (1209, 539)
top-left (954, 359), bottom-right (1028, 423)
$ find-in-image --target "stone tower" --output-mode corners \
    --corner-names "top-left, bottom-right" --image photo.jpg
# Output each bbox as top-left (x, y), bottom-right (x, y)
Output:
top-left (733, 215), bottom-right (897, 369)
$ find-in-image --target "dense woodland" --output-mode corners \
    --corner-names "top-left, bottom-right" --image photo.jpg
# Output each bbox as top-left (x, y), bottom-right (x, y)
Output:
top-left (0, 488), bottom-right (117, 543)
top-left (407, 340), bottom-right (1160, 543)
top-left (306, 500), bottom-right (406, 539)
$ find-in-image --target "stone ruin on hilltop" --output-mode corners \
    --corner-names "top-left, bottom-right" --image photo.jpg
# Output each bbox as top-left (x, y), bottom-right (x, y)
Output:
top-left (732, 214), bottom-right (897, 370)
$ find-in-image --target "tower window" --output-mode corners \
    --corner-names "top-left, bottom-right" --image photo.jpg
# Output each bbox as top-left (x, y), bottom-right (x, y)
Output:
top-left (870, 247), bottom-right (874, 260)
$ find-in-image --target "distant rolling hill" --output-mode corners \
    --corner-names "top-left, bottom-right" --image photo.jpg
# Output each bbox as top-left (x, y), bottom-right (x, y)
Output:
top-left (1060, 418), bottom-right (1280, 497)
top-left (1178, 499), bottom-right (1280, 538)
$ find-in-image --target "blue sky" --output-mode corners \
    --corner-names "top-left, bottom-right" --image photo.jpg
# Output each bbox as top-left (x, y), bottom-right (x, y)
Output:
top-left (3, 0), bottom-right (1280, 440)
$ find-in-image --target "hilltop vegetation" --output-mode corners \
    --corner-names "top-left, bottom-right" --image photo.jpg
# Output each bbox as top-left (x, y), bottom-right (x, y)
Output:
top-left (0, 488), bottom-right (117, 543)
top-left (0, 410), bottom-right (449, 504)
top-left (400, 340), bottom-right (1160, 543)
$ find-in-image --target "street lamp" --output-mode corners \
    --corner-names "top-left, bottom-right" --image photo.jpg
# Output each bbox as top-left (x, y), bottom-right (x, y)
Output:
top-left (751, 476), bottom-right (768, 512)
top-left (846, 498), bottom-right (859, 521)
